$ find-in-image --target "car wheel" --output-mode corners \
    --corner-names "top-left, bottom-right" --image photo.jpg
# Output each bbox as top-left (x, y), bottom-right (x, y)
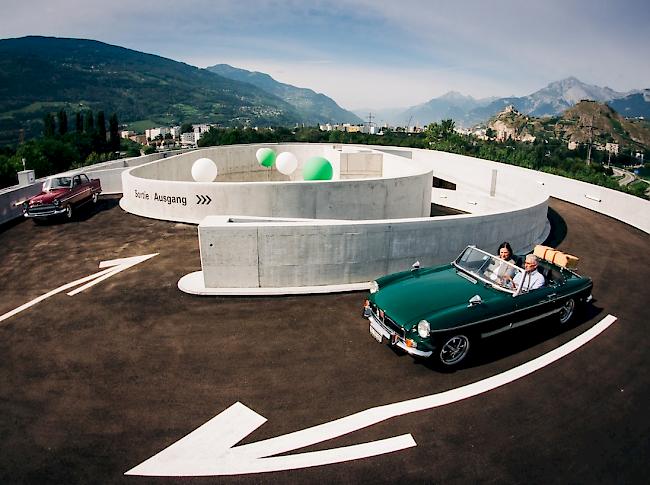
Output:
top-left (558, 298), bottom-right (575, 324)
top-left (92, 192), bottom-right (98, 204)
top-left (438, 334), bottom-right (471, 367)
top-left (65, 205), bottom-right (73, 220)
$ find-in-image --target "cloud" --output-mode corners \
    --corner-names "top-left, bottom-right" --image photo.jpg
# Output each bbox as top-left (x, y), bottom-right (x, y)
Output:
top-left (2, 0), bottom-right (649, 109)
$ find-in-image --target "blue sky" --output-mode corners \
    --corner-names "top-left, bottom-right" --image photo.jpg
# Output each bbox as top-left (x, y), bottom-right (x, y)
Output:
top-left (2, 0), bottom-right (649, 109)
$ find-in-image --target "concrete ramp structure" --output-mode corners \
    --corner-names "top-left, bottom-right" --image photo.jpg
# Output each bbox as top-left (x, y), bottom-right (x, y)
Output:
top-left (118, 143), bottom-right (549, 294)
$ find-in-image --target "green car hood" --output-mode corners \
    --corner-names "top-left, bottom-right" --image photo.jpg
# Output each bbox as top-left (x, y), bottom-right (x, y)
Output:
top-left (373, 265), bottom-right (495, 328)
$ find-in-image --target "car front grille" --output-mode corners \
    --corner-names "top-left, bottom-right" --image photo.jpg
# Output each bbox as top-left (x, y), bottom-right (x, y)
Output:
top-left (28, 204), bottom-right (57, 214)
top-left (371, 304), bottom-right (405, 338)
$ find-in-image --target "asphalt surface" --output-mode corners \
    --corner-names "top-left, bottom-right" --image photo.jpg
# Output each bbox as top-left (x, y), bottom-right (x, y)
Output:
top-left (0, 197), bottom-right (648, 484)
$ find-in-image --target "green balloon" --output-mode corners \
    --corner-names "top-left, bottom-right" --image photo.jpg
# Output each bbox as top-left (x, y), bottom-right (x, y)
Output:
top-left (256, 148), bottom-right (276, 168)
top-left (303, 156), bottom-right (333, 181)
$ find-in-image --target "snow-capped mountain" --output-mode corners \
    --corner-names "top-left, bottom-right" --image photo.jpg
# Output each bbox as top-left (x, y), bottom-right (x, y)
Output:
top-left (365, 77), bottom-right (646, 127)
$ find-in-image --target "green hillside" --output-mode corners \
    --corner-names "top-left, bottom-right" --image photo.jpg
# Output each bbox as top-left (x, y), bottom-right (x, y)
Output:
top-left (207, 64), bottom-right (362, 124)
top-left (0, 36), bottom-right (302, 145)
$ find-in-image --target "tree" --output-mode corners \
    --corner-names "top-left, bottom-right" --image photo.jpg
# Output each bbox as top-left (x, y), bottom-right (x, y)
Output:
top-left (180, 122), bottom-right (194, 134)
top-left (440, 119), bottom-right (456, 138)
top-left (43, 113), bottom-right (56, 138)
top-left (75, 112), bottom-right (83, 132)
top-left (96, 111), bottom-right (107, 143)
top-left (109, 113), bottom-right (120, 152)
top-left (84, 110), bottom-right (95, 133)
top-left (57, 110), bottom-right (68, 136)
top-left (0, 152), bottom-right (22, 189)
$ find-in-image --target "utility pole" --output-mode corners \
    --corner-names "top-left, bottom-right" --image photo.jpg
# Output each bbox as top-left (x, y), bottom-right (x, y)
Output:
top-left (585, 115), bottom-right (593, 166)
top-left (367, 112), bottom-right (374, 134)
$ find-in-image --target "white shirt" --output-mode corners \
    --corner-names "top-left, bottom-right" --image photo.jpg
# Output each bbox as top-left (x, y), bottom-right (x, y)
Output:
top-left (513, 269), bottom-right (545, 291)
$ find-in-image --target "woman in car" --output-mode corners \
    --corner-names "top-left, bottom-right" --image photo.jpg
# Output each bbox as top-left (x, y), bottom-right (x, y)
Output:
top-left (495, 242), bottom-right (517, 278)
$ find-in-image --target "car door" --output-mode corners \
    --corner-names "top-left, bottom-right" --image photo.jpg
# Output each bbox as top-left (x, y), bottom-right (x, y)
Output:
top-left (512, 270), bottom-right (565, 327)
top-left (69, 175), bottom-right (81, 204)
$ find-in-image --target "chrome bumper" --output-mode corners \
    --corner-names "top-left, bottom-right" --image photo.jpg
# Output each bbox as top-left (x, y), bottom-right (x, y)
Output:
top-left (24, 207), bottom-right (67, 218)
top-left (368, 314), bottom-right (432, 358)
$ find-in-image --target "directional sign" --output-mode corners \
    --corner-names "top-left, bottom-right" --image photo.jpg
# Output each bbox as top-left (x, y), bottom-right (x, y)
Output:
top-left (126, 314), bottom-right (617, 477)
top-left (196, 194), bottom-right (212, 205)
top-left (0, 254), bottom-right (158, 324)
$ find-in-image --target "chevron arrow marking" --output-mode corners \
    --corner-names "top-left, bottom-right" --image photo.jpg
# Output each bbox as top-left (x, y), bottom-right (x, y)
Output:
top-left (0, 253), bottom-right (158, 324)
top-left (125, 314), bottom-right (617, 477)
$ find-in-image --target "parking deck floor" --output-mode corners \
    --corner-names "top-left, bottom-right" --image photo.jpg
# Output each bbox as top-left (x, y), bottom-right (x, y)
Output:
top-left (0, 197), bottom-right (648, 484)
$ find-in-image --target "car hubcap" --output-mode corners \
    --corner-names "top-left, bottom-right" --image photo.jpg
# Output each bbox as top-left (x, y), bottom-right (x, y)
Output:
top-left (93, 193), bottom-right (98, 203)
top-left (66, 206), bottom-right (72, 218)
top-left (440, 335), bottom-right (469, 365)
top-left (559, 299), bottom-right (575, 324)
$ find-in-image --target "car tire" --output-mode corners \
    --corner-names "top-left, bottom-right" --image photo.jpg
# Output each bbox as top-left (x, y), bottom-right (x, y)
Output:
top-left (558, 298), bottom-right (575, 324)
top-left (65, 205), bottom-right (73, 220)
top-left (437, 334), bottom-right (471, 367)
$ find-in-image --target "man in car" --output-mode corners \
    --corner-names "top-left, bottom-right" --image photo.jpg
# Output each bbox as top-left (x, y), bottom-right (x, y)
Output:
top-left (512, 254), bottom-right (545, 291)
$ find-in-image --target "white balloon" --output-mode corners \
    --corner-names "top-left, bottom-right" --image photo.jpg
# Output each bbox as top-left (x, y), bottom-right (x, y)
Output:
top-left (191, 157), bottom-right (218, 182)
top-left (276, 151), bottom-right (298, 176)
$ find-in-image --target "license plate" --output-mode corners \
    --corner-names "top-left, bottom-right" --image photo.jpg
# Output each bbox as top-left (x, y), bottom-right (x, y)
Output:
top-left (369, 324), bottom-right (383, 343)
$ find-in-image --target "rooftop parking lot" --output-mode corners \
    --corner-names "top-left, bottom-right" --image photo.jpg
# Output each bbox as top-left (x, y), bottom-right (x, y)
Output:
top-left (0, 197), bottom-right (648, 484)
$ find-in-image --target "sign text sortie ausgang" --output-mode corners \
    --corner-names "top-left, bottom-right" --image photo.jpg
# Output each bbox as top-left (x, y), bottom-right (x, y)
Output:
top-left (135, 189), bottom-right (187, 206)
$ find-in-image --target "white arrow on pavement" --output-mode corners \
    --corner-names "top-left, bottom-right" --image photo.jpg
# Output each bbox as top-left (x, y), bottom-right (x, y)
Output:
top-left (0, 253), bottom-right (158, 324)
top-left (126, 313), bottom-right (617, 477)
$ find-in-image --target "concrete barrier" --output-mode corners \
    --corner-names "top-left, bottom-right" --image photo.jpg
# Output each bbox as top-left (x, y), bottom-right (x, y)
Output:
top-left (0, 151), bottom-right (186, 225)
top-left (0, 183), bottom-right (43, 225)
top-left (411, 148), bottom-right (650, 232)
top-left (120, 144), bottom-right (433, 223)
top-left (198, 194), bottom-right (548, 288)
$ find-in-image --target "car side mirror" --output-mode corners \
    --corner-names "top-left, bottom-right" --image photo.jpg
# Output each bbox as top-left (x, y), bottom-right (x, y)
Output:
top-left (468, 295), bottom-right (482, 307)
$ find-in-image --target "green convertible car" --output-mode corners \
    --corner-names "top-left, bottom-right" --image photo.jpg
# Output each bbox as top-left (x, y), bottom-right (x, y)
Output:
top-left (363, 245), bottom-right (593, 367)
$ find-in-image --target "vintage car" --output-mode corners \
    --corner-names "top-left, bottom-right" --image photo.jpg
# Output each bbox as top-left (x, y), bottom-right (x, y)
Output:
top-left (363, 245), bottom-right (593, 367)
top-left (23, 173), bottom-right (102, 221)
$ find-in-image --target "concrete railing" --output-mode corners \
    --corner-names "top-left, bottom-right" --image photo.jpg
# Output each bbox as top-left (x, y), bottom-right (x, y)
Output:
top-left (194, 145), bottom-right (551, 289)
top-left (120, 144), bottom-right (434, 223)
top-left (198, 194), bottom-right (548, 288)
top-left (408, 147), bottom-right (650, 233)
top-left (0, 151), bottom-right (185, 225)
top-left (0, 183), bottom-right (43, 225)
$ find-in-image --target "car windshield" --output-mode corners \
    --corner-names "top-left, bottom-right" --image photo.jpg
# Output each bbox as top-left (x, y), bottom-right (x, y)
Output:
top-left (43, 177), bottom-right (72, 190)
top-left (453, 246), bottom-right (524, 293)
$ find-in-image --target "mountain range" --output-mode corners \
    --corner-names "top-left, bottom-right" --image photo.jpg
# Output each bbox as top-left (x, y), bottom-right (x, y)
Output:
top-left (359, 77), bottom-right (648, 128)
top-left (0, 36), bottom-right (648, 146)
top-left (206, 64), bottom-right (361, 125)
top-left (0, 36), bottom-right (355, 144)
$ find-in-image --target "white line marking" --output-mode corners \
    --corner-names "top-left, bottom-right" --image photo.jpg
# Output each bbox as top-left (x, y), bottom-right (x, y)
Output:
top-left (126, 314), bottom-right (617, 476)
top-left (67, 253), bottom-right (158, 296)
top-left (0, 254), bottom-right (158, 324)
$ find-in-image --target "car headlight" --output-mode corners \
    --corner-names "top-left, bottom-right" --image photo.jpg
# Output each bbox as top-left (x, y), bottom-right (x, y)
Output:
top-left (369, 281), bottom-right (379, 294)
top-left (53, 199), bottom-right (60, 207)
top-left (417, 320), bottom-right (430, 338)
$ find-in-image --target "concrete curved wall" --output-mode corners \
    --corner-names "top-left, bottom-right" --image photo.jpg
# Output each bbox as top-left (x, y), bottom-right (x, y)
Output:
top-left (120, 144), bottom-right (433, 223)
top-left (199, 197), bottom-right (548, 288)
top-left (194, 145), bottom-right (550, 288)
